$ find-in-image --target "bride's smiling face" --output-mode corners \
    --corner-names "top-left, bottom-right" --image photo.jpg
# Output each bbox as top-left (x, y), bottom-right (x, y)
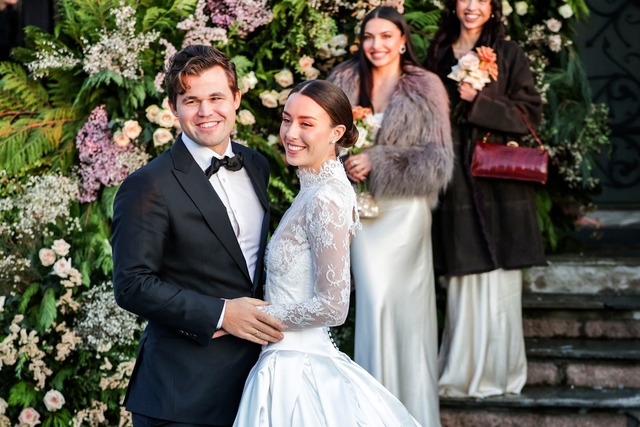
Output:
top-left (280, 93), bottom-right (345, 171)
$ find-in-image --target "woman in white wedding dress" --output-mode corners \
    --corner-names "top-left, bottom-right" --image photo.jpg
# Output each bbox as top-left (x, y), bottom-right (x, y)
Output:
top-left (233, 80), bottom-right (420, 427)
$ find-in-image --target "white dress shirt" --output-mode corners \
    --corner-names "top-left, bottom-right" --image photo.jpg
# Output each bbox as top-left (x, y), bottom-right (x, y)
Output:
top-left (182, 135), bottom-right (265, 329)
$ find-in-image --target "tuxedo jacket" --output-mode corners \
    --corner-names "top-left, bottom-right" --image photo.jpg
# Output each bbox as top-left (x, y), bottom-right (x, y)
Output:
top-left (112, 137), bottom-right (270, 425)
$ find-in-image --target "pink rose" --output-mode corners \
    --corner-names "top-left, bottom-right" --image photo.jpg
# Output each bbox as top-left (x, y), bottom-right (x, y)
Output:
top-left (153, 128), bottom-right (174, 147)
top-left (53, 258), bottom-right (72, 278)
top-left (18, 407), bottom-right (40, 427)
top-left (122, 120), bottom-right (142, 140)
top-left (112, 131), bottom-right (131, 148)
top-left (278, 89), bottom-right (292, 106)
top-left (145, 104), bottom-right (160, 122)
top-left (259, 91), bottom-right (279, 108)
top-left (43, 389), bottom-right (65, 411)
top-left (304, 67), bottom-right (320, 81)
top-left (298, 55), bottom-right (315, 72)
top-left (51, 239), bottom-right (70, 257)
top-left (39, 248), bottom-right (56, 267)
top-left (274, 69), bottom-right (294, 88)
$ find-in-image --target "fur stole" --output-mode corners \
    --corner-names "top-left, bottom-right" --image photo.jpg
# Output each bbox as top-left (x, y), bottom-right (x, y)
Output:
top-left (328, 61), bottom-right (454, 205)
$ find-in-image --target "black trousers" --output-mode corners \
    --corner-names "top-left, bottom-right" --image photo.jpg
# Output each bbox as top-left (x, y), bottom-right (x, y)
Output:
top-left (132, 413), bottom-right (232, 427)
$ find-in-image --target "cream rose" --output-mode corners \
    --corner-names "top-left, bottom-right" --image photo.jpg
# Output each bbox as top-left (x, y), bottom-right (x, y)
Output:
top-left (161, 97), bottom-right (170, 110)
top-left (0, 296), bottom-right (5, 313)
top-left (0, 397), bottom-right (7, 414)
top-left (545, 18), bottom-right (562, 32)
top-left (259, 90), bottom-right (279, 108)
top-left (267, 134), bottom-right (279, 146)
top-left (548, 34), bottom-right (562, 52)
top-left (514, 1), bottom-right (528, 15)
top-left (558, 4), bottom-right (573, 18)
top-left (502, 0), bottom-right (513, 16)
top-left (304, 67), bottom-right (320, 81)
top-left (51, 239), bottom-right (71, 257)
top-left (18, 407), bottom-right (40, 427)
top-left (274, 69), bottom-right (294, 88)
top-left (39, 248), bottom-right (56, 267)
top-left (458, 52), bottom-right (480, 71)
top-left (298, 55), bottom-right (315, 72)
top-left (330, 34), bottom-right (348, 49)
top-left (156, 109), bottom-right (176, 128)
top-left (145, 104), bottom-right (160, 123)
top-left (153, 127), bottom-right (174, 147)
top-left (122, 120), bottom-right (142, 140)
top-left (53, 258), bottom-right (72, 278)
top-left (43, 390), bottom-right (65, 411)
top-left (240, 71), bottom-right (258, 94)
top-left (237, 109), bottom-right (256, 126)
top-left (279, 89), bottom-right (292, 105)
top-left (112, 131), bottom-right (130, 148)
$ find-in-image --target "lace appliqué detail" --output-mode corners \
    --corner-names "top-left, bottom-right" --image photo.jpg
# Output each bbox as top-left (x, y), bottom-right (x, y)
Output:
top-left (260, 160), bottom-right (360, 329)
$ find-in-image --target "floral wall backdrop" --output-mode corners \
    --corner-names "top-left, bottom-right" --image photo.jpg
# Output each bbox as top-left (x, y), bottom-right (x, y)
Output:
top-left (0, 0), bottom-right (610, 424)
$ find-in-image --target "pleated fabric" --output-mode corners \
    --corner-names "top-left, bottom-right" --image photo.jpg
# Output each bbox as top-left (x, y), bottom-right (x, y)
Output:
top-left (351, 197), bottom-right (441, 427)
top-left (233, 327), bottom-right (420, 427)
top-left (438, 269), bottom-right (527, 397)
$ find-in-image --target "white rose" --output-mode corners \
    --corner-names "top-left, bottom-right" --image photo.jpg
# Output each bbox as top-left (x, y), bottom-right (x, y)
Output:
top-left (51, 239), bottom-right (71, 256)
top-left (316, 43), bottom-right (332, 60)
top-left (153, 127), bottom-right (174, 147)
top-left (240, 71), bottom-right (258, 94)
top-left (330, 47), bottom-right (347, 57)
top-left (0, 397), bottom-right (7, 414)
top-left (145, 104), bottom-right (160, 123)
top-left (298, 55), bottom-right (315, 72)
top-left (0, 296), bottom-right (5, 313)
top-left (18, 407), bottom-right (40, 427)
top-left (156, 109), bottom-right (176, 128)
top-left (267, 134), bottom-right (279, 146)
top-left (558, 4), bottom-right (573, 18)
top-left (43, 390), bottom-right (65, 412)
top-left (458, 52), bottom-right (480, 71)
top-left (355, 126), bottom-right (369, 149)
top-left (274, 69), bottom-right (294, 88)
top-left (39, 248), bottom-right (56, 267)
top-left (122, 120), bottom-right (142, 140)
top-left (502, 0), bottom-right (513, 16)
top-left (112, 130), bottom-right (130, 148)
top-left (330, 34), bottom-right (348, 49)
top-left (515, 1), bottom-right (528, 15)
top-left (53, 258), bottom-right (72, 278)
top-left (259, 90), bottom-right (279, 108)
top-left (548, 34), bottom-right (562, 52)
top-left (545, 18), bottom-right (562, 32)
top-left (304, 67), bottom-right (320, 81)
top-left (237, 109), bottom-right (256, 126)
top-left (279, 89), bottom-right (292, 105)
top-left (161, 97), bottom-right (170, 110)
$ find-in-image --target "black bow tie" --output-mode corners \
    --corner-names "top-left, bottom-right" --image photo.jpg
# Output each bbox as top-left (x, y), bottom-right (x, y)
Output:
top-left (205, 153), bottom-right (244, 177)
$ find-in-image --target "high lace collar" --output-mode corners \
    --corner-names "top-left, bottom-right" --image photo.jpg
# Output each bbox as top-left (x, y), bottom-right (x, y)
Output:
top-left (297, 159), bottom-right (347, 188)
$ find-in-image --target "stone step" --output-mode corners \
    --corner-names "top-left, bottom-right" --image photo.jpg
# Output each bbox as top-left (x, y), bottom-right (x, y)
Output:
top-left (524, 255), bottom-right (640, 294)
top-left (523, 312), bottom-right (640, 339)
top-left (440, 386), bottom-right (640, 426)
top-left (523, 293), bottom-right (640, 310)
top-left (526, 338), bottom-right (640, 360)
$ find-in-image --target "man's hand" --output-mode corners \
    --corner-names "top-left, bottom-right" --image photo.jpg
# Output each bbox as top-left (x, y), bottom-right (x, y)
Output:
top-left (221, 297), bottom-right (285, 344)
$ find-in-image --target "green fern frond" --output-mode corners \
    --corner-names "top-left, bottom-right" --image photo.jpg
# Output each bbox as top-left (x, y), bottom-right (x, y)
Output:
top-left (0, 62), bottom-right (49, 111)
top-left (141, 0), bottom-right (197, 32)
top-left (405, 10), bottom-right (441, 33)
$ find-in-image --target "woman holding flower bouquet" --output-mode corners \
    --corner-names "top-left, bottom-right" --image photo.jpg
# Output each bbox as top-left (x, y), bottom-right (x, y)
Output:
top-left (328, 6), bottom-right (453, 426)
top-left (425, 0), bottom-right (546, 398)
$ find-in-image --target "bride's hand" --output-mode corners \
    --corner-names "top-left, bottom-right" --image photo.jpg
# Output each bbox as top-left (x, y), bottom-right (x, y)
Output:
top-left (345, 153), bottom-right (371, 182)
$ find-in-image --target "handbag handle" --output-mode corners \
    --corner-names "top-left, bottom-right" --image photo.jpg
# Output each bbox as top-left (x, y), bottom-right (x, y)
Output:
top-left (515, 106), bottom-right (545, 150)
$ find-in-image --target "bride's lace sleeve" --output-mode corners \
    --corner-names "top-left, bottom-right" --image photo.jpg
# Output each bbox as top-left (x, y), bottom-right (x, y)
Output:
top-left (260, 186), bottom-right (357, 330)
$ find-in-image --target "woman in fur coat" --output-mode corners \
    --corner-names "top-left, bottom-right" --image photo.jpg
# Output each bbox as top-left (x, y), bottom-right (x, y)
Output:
top-left (425, 0), bottom-right (546, 398)
top-left (328, 6), bottom-right (453, 426)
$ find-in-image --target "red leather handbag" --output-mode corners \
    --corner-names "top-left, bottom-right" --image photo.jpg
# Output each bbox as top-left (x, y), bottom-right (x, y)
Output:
top-left (470, 107), bottom-right (548, 184)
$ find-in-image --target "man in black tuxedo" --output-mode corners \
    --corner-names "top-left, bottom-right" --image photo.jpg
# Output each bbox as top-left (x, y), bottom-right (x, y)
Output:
top-left (112, 45), bottom-right (284, 427)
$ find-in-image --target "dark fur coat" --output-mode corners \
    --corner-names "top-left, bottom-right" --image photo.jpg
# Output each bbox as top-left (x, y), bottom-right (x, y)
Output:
top-left (328, 61), bottom-right (454, 206)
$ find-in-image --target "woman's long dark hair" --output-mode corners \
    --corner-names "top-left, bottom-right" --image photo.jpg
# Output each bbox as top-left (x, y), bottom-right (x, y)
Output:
top-left (424, 0), bottom-right (505, 73)
top-left (357, 6), bottom-right (422, 110)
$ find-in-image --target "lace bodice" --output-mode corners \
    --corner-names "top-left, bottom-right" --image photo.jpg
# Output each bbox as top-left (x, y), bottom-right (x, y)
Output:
top-left (259, 160), bottom-right (360, 330)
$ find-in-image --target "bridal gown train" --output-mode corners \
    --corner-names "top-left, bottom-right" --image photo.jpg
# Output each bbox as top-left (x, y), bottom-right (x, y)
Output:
top-left (233, 160), bottom-right (420, 427)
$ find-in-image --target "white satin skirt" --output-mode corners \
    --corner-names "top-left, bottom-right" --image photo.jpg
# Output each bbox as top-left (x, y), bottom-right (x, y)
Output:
top-left (351, 197), bottom-right (440, 427)
top-left (233, 327), bottom-right (420, 426)
top-left (438, 269), bottom-right (527, 398)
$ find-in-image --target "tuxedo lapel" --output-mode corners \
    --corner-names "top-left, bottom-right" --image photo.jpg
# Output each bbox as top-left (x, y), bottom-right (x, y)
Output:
top-left (170, 139), bottom-right (252, 283)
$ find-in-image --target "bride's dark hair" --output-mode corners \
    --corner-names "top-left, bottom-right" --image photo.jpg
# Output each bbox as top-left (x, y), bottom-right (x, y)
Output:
top-left (288, 80), bottom-right (359, 149)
